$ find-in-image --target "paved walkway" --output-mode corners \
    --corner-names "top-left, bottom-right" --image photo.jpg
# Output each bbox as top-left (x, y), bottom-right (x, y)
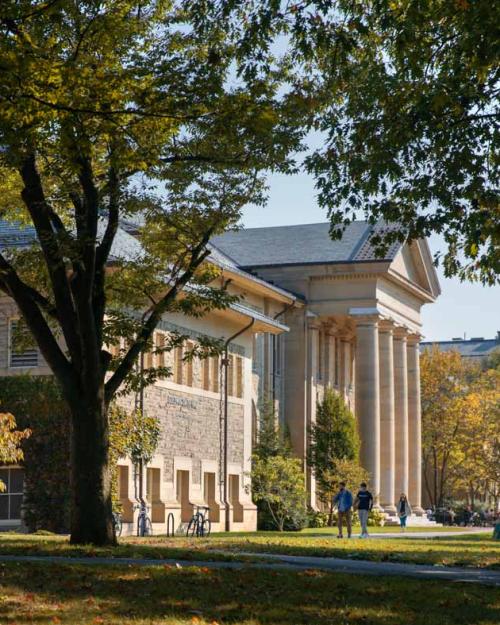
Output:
top-left (0, 550), bottom-right (498, 586)
top-left (313, 528), bottom-right (492, 539)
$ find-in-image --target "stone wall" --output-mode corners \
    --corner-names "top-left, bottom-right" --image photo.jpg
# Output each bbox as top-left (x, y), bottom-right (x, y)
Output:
top-left (117, 385), bottom-right (244, 486)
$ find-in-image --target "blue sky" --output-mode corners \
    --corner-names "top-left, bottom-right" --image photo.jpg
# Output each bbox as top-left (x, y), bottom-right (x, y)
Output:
top-left (240, 172), bottom-right (500, 342)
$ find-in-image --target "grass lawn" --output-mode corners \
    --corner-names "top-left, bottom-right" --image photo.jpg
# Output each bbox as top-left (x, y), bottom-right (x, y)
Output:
top-left (0, 528), bottom-right (498, 569)
top-left (0, 560), bottom-right (499, 625)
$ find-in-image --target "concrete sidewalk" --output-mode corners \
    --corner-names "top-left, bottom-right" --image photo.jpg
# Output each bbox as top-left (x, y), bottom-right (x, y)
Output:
top-left (320, 528), bottom-right (492, 539)
top-left (0, 549), bottom-right (498, 586)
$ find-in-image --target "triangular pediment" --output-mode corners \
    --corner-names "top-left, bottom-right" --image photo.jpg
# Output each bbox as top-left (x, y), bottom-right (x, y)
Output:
top-left (389, 240), bottom-right (441, 299)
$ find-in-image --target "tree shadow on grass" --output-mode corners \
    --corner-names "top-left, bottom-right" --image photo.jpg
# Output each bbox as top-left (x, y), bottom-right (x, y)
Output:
top-left (1, 562), bottom-right (499, 625)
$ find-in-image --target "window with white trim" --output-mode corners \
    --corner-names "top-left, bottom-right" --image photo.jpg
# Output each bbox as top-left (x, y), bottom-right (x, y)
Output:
top-left (9, 320), bottom-right (38, 368)
top-left (0, 467), bottom-right (24, 521)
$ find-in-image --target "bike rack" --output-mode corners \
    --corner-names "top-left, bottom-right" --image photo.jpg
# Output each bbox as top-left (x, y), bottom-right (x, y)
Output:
top-left (166, 512), bottom-right (175, 537)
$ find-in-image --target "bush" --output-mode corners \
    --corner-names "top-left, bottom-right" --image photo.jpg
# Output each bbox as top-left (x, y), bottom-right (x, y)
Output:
top-left (307, 509), bottom-right (329, 528)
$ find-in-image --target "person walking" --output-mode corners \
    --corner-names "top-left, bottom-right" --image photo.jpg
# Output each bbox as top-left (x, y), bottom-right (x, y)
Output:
top-left (354, 482), bottom-right (373, 538)
top-left (333, 482), bottom-right (353, 538)
top-left (396, 493), bottom-right (412, 532)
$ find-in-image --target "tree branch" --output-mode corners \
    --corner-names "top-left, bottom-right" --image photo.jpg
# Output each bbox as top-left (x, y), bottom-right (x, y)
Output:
top-left (0, 251), bottom-right (71, 383)
top-left (19, 153), bottom-right (81, 362)
top-left (105, 235), bottom-right (214, 402)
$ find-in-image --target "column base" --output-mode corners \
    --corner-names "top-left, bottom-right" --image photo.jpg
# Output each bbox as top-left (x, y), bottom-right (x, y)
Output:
top-left (382, 504), bottom-right (397, 514)
top-left (413, 506), bottom-right (426, 517)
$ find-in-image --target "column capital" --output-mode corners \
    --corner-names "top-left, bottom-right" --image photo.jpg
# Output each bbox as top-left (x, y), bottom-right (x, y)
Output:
top-left (407, 332), bottom-right (423, 345)
top-left (379, 319), bottom-right (395, 333)
top-left (349, 307), bottom-right (381, 326)
top-left (393, 325), bottom-right (409, 340)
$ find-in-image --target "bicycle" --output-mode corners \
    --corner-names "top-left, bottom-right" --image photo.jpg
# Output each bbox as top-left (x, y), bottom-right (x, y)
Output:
top-left (186, 505), bottom-right (211, 537)
top-left (135, 498), bottom-right (153, 537)
top-left (112, 511), bottom-right (123, 537)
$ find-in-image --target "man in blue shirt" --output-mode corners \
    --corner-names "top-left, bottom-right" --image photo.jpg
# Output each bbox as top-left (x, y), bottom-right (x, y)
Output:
top-left (333, 482), bottom-right (353, 538)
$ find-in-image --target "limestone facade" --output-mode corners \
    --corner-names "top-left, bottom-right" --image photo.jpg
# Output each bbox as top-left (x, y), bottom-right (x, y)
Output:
top-left (0, 252), bottom-right (297, 533)
top-left (215, 227), bottom-right (441, 518)
top-left (0, 220), bottom-right (441, 530)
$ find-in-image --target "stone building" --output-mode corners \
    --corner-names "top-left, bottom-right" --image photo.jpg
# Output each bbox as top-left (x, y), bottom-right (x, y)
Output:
top-left (214, 222), bottom-right (441, 517)
top-left (0, 219), bottom-right (440, 531)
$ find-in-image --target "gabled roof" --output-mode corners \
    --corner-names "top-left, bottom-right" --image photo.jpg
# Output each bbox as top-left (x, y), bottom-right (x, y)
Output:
top-left (211, 221), bottom-right (402, 268)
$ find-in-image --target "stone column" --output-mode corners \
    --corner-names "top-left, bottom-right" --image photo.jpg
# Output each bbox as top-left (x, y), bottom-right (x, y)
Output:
top-left (354, 315), bottom-right (381, 506)
top-left (379, 323), bottom-right (396, 512)
top-left (306, 323), bottom-right (319, 509)
top-left (393, 328), bottom-right (409, 498)
top-left (327, 332), bottom-right (336, 388)
top-left (342, 338), bottom-right (351, 402)
top-left (407, 334), bottom-right (424, 515)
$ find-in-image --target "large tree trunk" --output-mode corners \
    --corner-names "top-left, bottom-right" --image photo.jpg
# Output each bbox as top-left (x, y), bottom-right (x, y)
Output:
top-left (69, 393), bottom-right (115, 545)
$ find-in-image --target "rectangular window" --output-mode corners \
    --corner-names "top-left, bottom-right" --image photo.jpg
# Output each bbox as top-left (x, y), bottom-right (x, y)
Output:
top-left (9, 320), bottom-right (38, 368)
top-left (203, 472), bottom-right (220, 523)
top-left (235, 356), bottom-right (243, 398)
top-left (118, 465), bottom-right (129, 500)
top-left (227, 354), bottom-right (235, 396)
top-left (143, 348), bottom-right (154, 370)
top-left (0, 467), bottom-right (24, 521)
top-left (211, 355), bottom-right (220, 393)
top-left (155, 332), bottom-right (166, 368)
top-left (202, 358), bottom-right (210, 391)
top-left (229, 474), bottom-right (243, 523)
top-left (174, 345), bottom-right (183, 384)
top-left (183, 341), bottom-right (193, 387)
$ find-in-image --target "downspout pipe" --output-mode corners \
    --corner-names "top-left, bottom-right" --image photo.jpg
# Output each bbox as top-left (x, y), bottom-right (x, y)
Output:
top-left (222, 317), bottom-right (255, 532)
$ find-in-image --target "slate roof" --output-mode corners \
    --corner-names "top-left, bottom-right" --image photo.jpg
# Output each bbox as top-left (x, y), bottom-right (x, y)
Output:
top-left (211, 221), bottom-right (403, 268)
top-left (0, 219), bottom-right (143, 262)
top-left (420, 337), bottom-right (500, 360)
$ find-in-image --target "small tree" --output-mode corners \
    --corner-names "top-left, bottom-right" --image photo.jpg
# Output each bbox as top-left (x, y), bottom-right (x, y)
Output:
top-left (250, 403), bottom-right (306, 531)
top-left (251, 455), bottom-right (307, 532)
top-left (0, 412), bottom-right (30, 492)
top-left (108, 405), bottom-right (160, 507)
top-left (309, 389), bottom-right (364, 524)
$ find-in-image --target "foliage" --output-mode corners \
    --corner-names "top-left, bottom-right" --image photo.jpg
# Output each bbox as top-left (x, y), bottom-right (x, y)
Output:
top-left (421, 347), bottom-right (500, 508)
top-left (0, 375), bottom-right (159, 529)
top-left (0, 375), bottom-right (70, 530)
top-left (309, 389), bottom-right (366, 523)
top-left (0, 0), bottom-right (312, 543)
top-left (108, 404), bottom-right (160, 507)
top-left (252, 401), bottom-right (292, 461)
top-left (298, 1), bottom-right (499, 284)
top-left (0, 411), bottom-right (30, 492)
top-left (307, 509), bottom-right (329, 528)
top-left (249, 403), bottom-right (307, 531)
top-left (251, 454), bottom-right (307, 532)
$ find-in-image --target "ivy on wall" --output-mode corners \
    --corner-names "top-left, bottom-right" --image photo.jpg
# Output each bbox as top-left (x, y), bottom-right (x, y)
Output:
top-left (0, 376), bottom-right (160, 532)
top-left (0, 375), bottom-right (71, 532)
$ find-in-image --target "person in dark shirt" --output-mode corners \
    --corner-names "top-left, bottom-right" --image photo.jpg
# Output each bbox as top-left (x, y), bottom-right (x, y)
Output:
top-left (354, 482), bottom-right (373, 538)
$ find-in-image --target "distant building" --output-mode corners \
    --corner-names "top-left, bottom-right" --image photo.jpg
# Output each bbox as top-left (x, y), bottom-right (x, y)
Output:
top-left (420, 333), bottom-right (500, 361)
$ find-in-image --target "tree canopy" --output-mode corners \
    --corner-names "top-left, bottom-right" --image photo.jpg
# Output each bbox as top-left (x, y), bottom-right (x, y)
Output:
top-left (421, 347), bottom-right (500, 508)
top-left (0, 0), bottom-right (309, 544)
top-left (227, 0), bottom-right (499, 282)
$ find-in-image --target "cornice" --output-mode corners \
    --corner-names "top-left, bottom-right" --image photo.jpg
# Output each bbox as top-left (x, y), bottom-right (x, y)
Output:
top-left (310, 272), bottom-right (380, 282)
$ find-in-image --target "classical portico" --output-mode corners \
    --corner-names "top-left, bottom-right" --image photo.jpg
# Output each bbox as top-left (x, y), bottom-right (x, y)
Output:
top-left (213, 221), bottom-right (441, 520)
